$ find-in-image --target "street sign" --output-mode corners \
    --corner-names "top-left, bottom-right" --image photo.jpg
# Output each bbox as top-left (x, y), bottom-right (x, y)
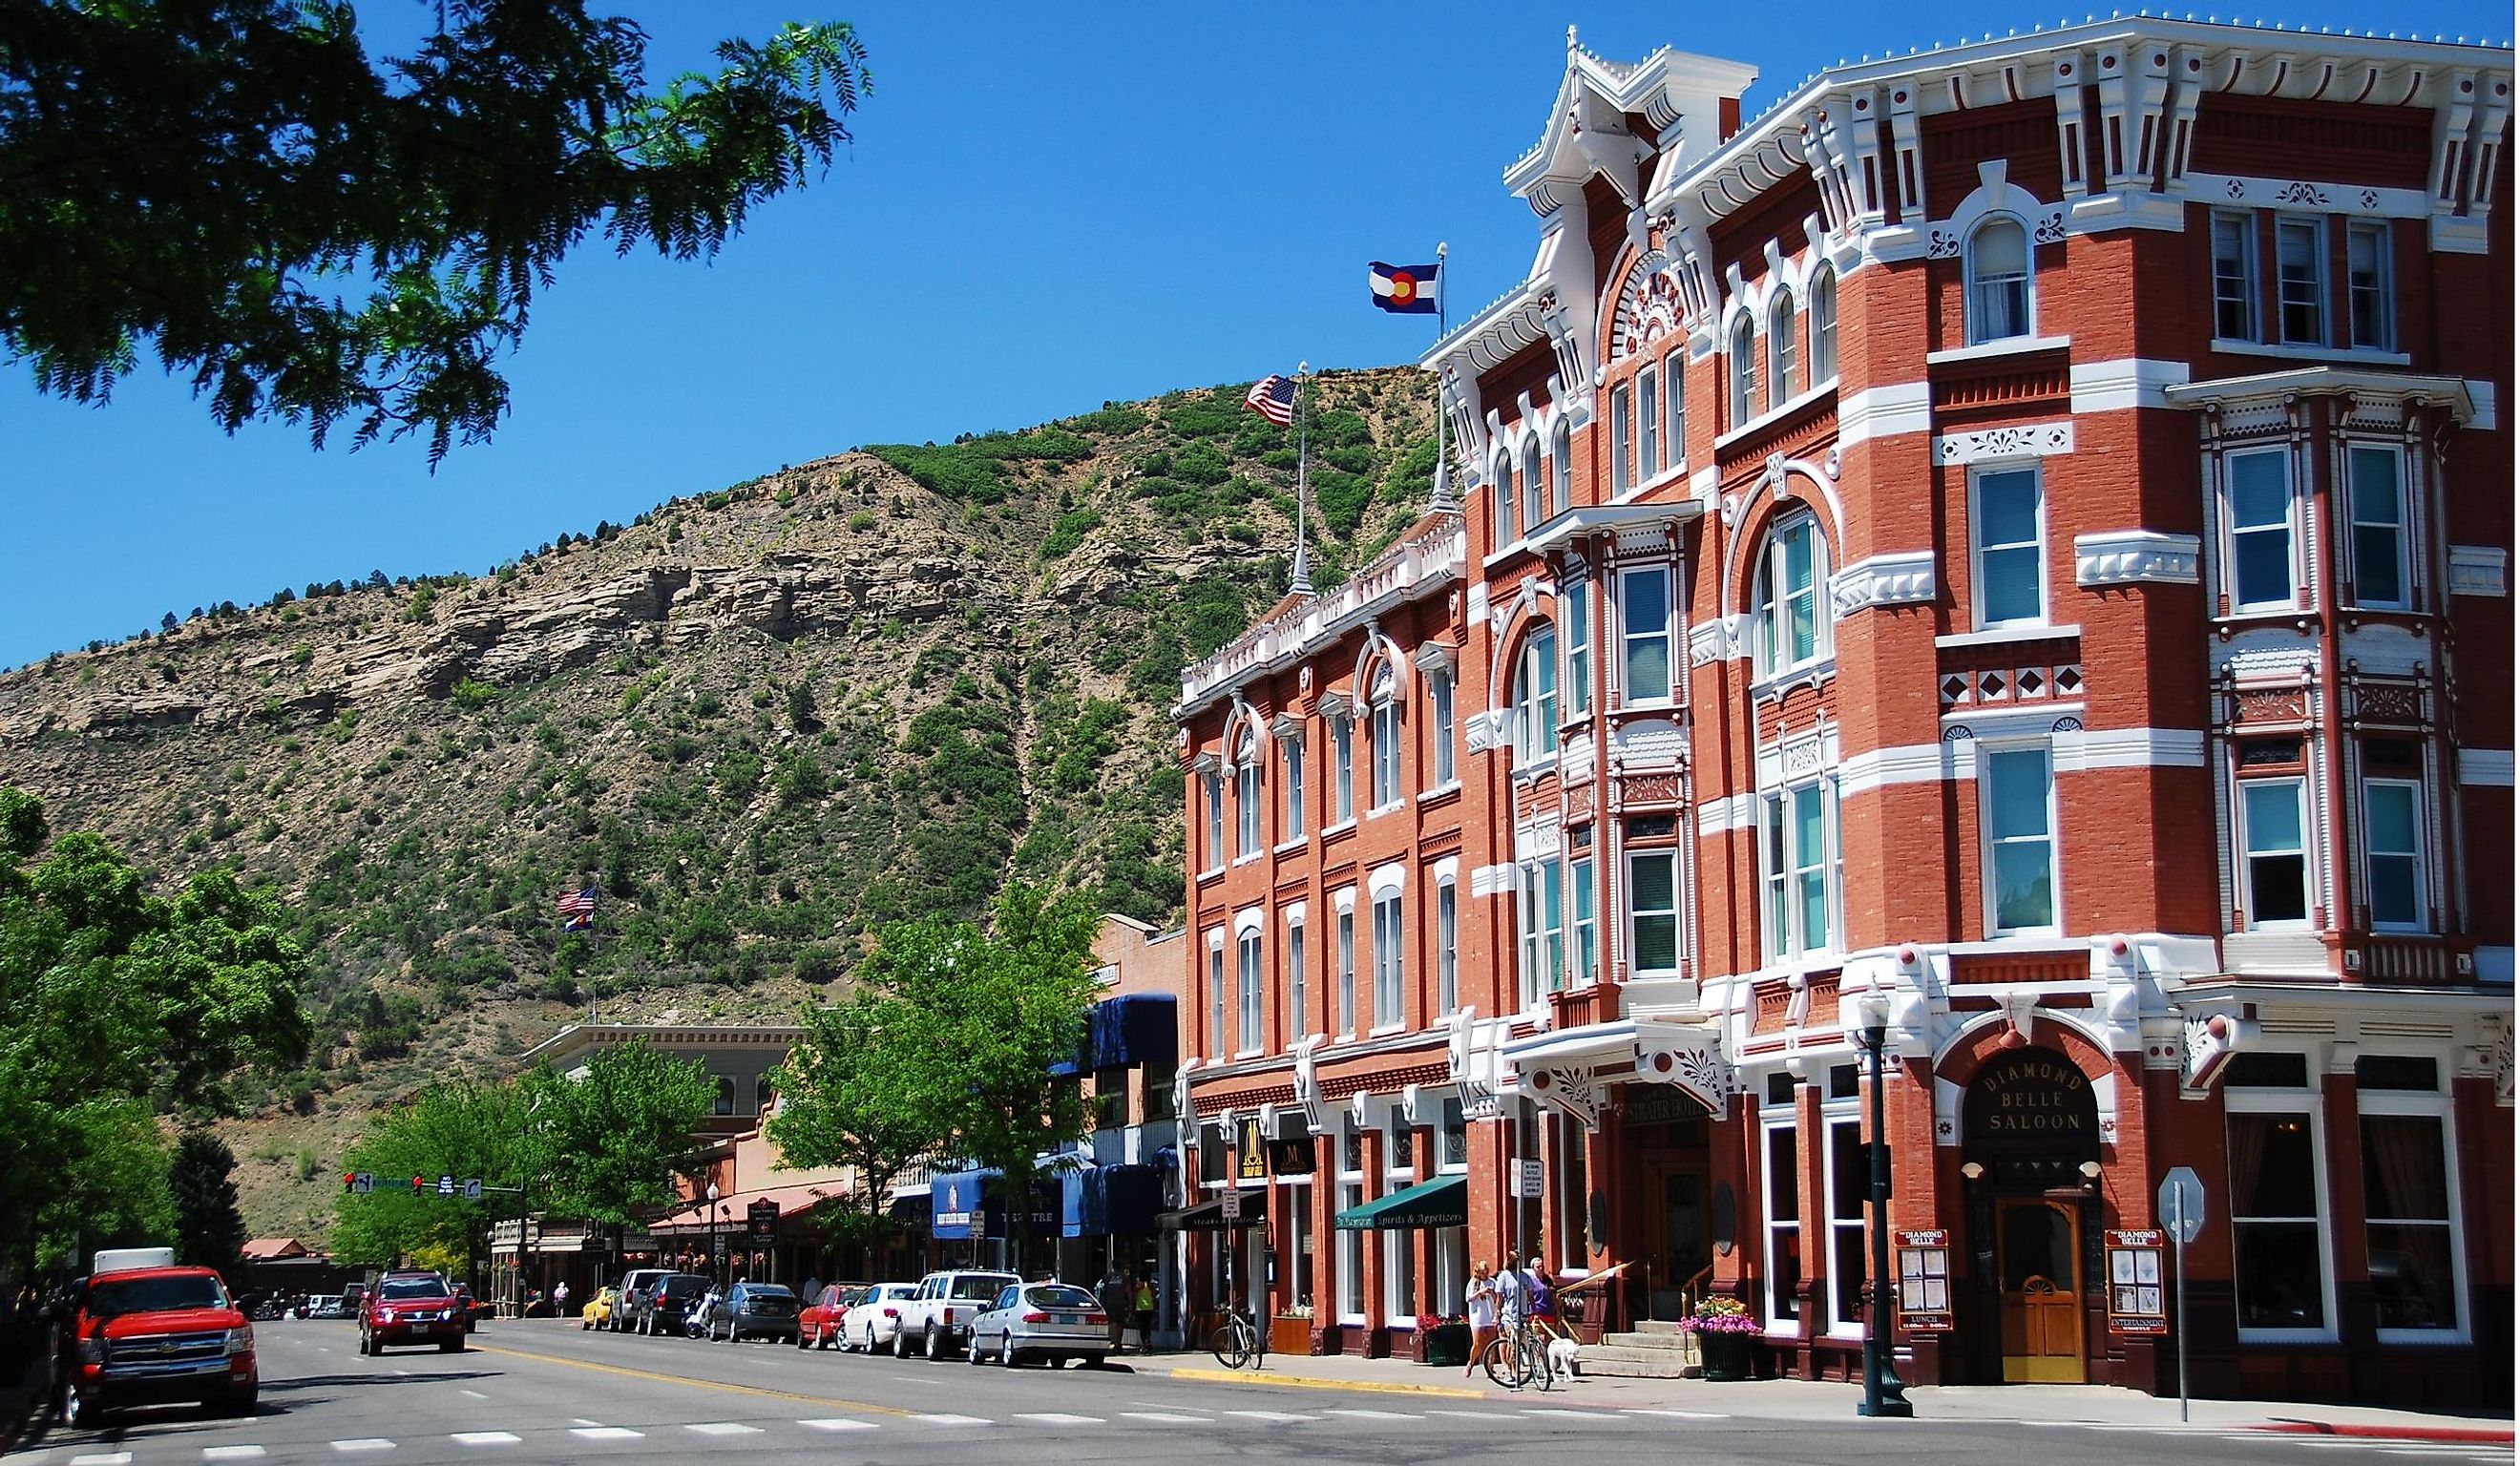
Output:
top-left (462, 1178), bottom-right (483, 1202)
top-left (1510, 1159), bottom-right (1545, 1199)
top-left (436, 1174), bottom-right (455, 1197)
top-left (747, 1199), bottom-right (781, 1243)
top-left (1220, 1187), bottom-right (1243, 1221)
top-left (353, 1172), bottom-right (372, 1194)
top-left (2157, 1167), bottom-right (2206, 1243)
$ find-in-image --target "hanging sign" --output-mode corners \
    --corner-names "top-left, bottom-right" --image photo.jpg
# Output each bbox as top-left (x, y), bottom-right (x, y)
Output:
top-left (2105, 1229), bottom-right (2169, 1335)
top-left (1237, 1118), bottom-right (1269, 1181)
top-left (1894, 1228), bottom-right (1953, 1332)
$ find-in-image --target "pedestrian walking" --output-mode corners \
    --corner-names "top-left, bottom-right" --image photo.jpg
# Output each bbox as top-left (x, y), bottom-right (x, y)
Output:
top-left (553, 1280), bottom-right (570, 1315)
top-left (1465, 1262), bottom-right (1499, 1378)
top-left (1133, 1273), bottom-right (1156, 1354)
top-left (1097, 1267), bottom-right (1129, 1353)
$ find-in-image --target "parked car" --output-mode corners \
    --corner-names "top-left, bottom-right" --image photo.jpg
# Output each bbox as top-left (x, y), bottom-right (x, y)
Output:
top-left (58, 1247), bottom-right (258, 1426)
top-left (630, 1272), bottom-right (710, 1336)
top-left (609, 1269), bottom-right (671, 1333)
top-left (796, 1284), bottom-right (863, 1350)
top-left (359, 1271), bottom-right (467, 1355)
top-left (307, 1294), bottom-right (348, 1319)
top-left (965, 1281), bottom-right (1111, 1369)
top-left (698, 1282), bottom-right (800, 1344)
top-left (839, 1283), bottom-right (920, 1353)
top-left (579, 1287), bottom-right (618, 1330)
top-left (892, 1270), bottom-right (1020, 1360)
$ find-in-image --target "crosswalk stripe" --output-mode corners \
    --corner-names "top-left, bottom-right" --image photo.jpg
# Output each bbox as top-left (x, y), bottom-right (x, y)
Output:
top-left (1322, 1409), bottom-right (1422, 1420)
top-left (570, 1428), bottom-right (642, 1440)
top-left (204, 1448), bottom-right (267, 1460)
top-left (329, 1441), bottom-right (397, 1453)
top-left (798, 1419), bottom-right (880, 1432)
top-left (1625, 1409), bottom-right (1730, 1420)
top-left (1122, 1413), bottom-right (1215, 1424)
top-left (910, 1414), bottom-right (994, 1427)
top-left (72, 1454), bottom-right (132, 1465)
top-left (1014, 1414), bottom-right (1106, 1425)
top-left (1421, 1408), bottom-right (1517, 1419)
top-left (683, 1423), bottom-right (761, 1436)
top-left (1223, 1410), bottom-right (1317, 1422)
top-left (448, 1433), bottom-right (519, 1447)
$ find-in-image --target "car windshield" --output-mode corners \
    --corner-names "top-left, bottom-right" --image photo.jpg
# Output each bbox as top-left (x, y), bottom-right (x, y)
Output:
top-left (1025, 1285), bottom-right (1097, 1309)
top-left (662, 1275), bottom-right (706, 1297)
top-left (378, 1279), bottom-right (445, 1301)
top-left (950, 1275), bottom-right (1016, 1301)
top-left (89, 1274), bottom-right (225, 1317)
top-left (742, 1285), bottom-right (793, 1300)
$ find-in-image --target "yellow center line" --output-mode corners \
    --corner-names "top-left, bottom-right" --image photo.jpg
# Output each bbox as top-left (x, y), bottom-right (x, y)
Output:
top-left (463, 1341), bottom-right (922, 1420)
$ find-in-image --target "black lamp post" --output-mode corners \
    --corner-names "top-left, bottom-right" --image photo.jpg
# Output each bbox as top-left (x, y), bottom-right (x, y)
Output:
top-left (1855, 993), bottom-right (1914, 1419)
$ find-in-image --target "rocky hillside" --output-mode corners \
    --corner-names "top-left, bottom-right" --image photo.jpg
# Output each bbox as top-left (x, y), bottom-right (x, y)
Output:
top-left (0, 367), bottom-right (1439, 1239)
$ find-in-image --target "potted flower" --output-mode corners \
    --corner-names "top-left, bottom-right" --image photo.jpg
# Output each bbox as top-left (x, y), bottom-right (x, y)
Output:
top-left (1270, 1303), bottom-right (1313, 1357)
top-left (1678, 1295), bottom-right (1760, 1381)
top-left (1416, 1313), bottom-right (1471, 1367)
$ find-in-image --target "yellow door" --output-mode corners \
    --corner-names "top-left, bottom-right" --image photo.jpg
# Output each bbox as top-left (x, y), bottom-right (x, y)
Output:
top-left (1997, 1201), bottom-right (2085, 1384)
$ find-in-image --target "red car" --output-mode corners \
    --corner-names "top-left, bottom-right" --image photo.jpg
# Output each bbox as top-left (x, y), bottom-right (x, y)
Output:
top-left (359, 1271), bottom-right (468, 1354)
top-left (795, 1283), bottom-right (866, 1350)
top-left (62, 1260), bottom-right (258, 1426)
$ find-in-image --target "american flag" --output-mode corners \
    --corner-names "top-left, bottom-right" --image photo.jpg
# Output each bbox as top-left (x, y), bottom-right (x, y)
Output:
top-left (1245, 374), bottom-right (1298, 426)
top-left (558, 887), bottom-right (597, 932)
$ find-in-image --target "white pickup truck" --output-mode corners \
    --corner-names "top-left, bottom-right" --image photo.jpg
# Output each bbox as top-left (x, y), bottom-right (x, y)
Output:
top-left (891, 1269), bottom-right (1019, 1360)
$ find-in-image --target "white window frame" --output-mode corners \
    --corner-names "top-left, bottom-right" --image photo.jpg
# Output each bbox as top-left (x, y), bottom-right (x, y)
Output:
top-left (1564, 577), bottom-right (1592, 718)
top-left (1965, 216), bottom-right (2033, 344)
top-left (2359, 1079), bottom-right (2468, 1344)
top-left (1435, 876), bottom-right (1459, 1014)
top-left (1549, 424), bottom-right (1571, 517)
top-left (1493, 450), bottom-right (1518, 544)
top-left (2346, 220), bottom-right (2393, 351)
top-left (1637, 364), bottom-right (1661, 481)
top-left (2224, 447), bottom-right (2300, 614)
top-left (1281, 732), bottom-right (1306, 840)
top-left (1235, 924), bottom-right (1265, 1058)
top-left (1664, 348), bottom-right (1688, 467)
top-left (1820, 1105), bottom-right (1865, 1339)
top-left (1517, 861), bottom-right (1564, 1009)
top-left (1371, 888), bottom-right (1404, 1034)
top-left (1428, 669), bottom-right (1457, 787)
top-left (2228, 1072), bottom-right (2337, 1345)
top-left (1755, 513), bottom-right (1830, 677)
top-left (1233, 729), bottom-right (1263, 859)
top-left (1512, 625), bottom-right (1560, 767)
top-left (2237, 776), bottom-right (2314, 931)
top-left (1334, 898), bottom-right (1357, 1039)
top-left (1568, 855), bottom-right (1597, 990)
top-left (1762, 779), bottom-right (1838, 960)
top-left (1628, 848), bottom-right (1680, 977)
top-left (1620, 564), bottom-right (1675, 704)
top-left (1980, 743), bottom-right (2060, 936)
top-left (1331, 713), bottom-right (1354, 825)
top-left (1970, 463), bottom-right (2048, 630)
top-left (2212, 210), bottom-right (2259, 341)
top-left (2343, 444), bottom-right (2410, 611)
top-left (1336, 1124), bottom-right (1367, 1324)
top-left (1760, 1115), bottom-right (1802, 1330)
top-left (1369, 672), bottom-right (1403, 813)
top-left (1610, 383), bottom-right (1633, 497)
top-left (1206, 933), bottom-right (1227, 1061)
top-left (1286, 912), bottom-right (1309, 1044)
top-left (1809, 269), bottom-right (1838, 384)
top-left (1521, 439), bottom-right (1544, 538)
top-left (2362, 776), bottom-right (2428, 932)
top-left (2274, 214), bottom-right (2326, 346)
top-left (1768, 290), bottom-right (1798, 402)
top-left (1730, 314), bottom-right (1755, 425)
top-left (1202, 769), bottom-right (1225, 873)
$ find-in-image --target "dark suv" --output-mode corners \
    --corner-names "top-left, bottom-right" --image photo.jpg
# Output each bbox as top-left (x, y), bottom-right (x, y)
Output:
top-left (631, 1272), bottom-right (709, 1336)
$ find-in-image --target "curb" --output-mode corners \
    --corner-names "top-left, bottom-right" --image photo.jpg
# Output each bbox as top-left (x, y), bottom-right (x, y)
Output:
top-left (2250, 1422), bottom-right (2515, 1444)
top-left (1159, 1367), bottom-right (1487, 1400)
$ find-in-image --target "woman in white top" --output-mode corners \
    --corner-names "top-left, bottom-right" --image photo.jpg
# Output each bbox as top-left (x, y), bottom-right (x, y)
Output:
top-left (1464, 1261), bottom-right (1500, 1378)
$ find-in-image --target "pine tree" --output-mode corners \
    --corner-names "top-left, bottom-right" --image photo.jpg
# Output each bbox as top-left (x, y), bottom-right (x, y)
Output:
top-left (171, 1131), bottom-right (248, 1279)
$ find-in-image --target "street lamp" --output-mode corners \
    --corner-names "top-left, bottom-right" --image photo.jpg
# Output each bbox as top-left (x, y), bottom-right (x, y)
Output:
top-left (1854, 991), bottom-right (1914, 1420)
top-left (705, 1182), bottom-right (722, 1288)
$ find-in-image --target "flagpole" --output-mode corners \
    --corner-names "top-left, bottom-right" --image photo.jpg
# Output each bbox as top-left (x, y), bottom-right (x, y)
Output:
top-left (1291, 360), bottom-right (1313, 596)
top-left (1430, 242), bottom-right (1456, 514)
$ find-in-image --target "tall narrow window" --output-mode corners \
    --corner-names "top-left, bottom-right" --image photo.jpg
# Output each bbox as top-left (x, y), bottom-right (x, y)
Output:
top-left (1513, 626), bottom-right (1561, 765)
top-left (2346, 446), bottom-right (2407, 609)
top-left (2347, 220), bottom-right (2393, 350)
top-left (1233, 729), bottom-right (1262, 857)
top-left (1763, 1125), bottom-right (1802, 1323)
top-left (2229, 1102), bottom-right (2327, 1333)
top-left (1564, 579), bottom-right (1592, 718)
top-left (1369, 670), bottom-right (1402, 810)
top-left (1808, 269), bottom-right (1838, 382)
top-left (1638, 366), bottom-right (1661, 481)
top-left (1610, 384), bottom-right (1633, 497)
top-left (2212, 212), bottom-right (2258, 340)
top-left (2363, 769), bottom-right (2426, 931)
top-left (1756, 515), bottom-right (1828, 674)
top-left (713, 1075), bottom-right (735, 1117)
top-left (1769, 291), bottom-right (1798, 402)
top-left (1628, 848), bottom-right (1679, 974)
top-left (1282, 734), bottom-right (1306, 840)
top-left (1730, 315), bottom-right (1756, 424)
top-left (1972, 466), bottom-right (2046, 628)
top-left (1435, 879), bottom-right (1459, 1014)
top-left (1237, 929), bottom-right (1263, 1054)
top-left (1517, 862), bottom-right (1565, 1005)
top-left (1335, 905), bottom-right (1356, 1037)
top-left (1207, 941), bottom-right (1226, 1060)
top-left (1569, 855), bottom-right (1597, 988)
top-left (2228, 450), bottom-right (2297, 611)
top-left (2239, 778), bottom-right (2311, 928)
top-left (1549, 425), bottom-right (1571, 515)
top-left (1428, 670), bottom-right (1456, 786)
top-left (1664, 349), bottom-right (1688, 465)
top-left (1288, 918), bottom-right (1309, 1042)
top-left (1521, 439), bottom-right (1544, 536)
top-left (1493, 451), bottom-right (1517, 543)
top-left (1621, 566), bottom-right (1673, 702)
top-left (1203, 770), bottom-right (1224, 870)
top-left (2275, 216), bottom-right (2325, 346)
top-left (1966, 218), bottom-right (2031, 343)
top-left (2360, 1102), bottom-right (2460, 1335)
top-left (1332, 714), bottom-right (1354, 823)
top-left (1763, 782), bottom-right (1835, 958)
top-left (1984, 747), bottom-right (2057, 933)
top-left (1372, 890), bottom-right (1403, 1030)
top-left (1826, 1118), bottom-right (1866, 1328)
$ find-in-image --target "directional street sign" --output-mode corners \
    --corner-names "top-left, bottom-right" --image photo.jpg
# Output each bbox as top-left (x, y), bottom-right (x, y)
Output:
top-left (436, 1174), bottom-right (455, 1197)
top-left (2157, 1166), bottom-right (2207, 1243)
top-left (462, 1178), bottom-right (484, 1201)
top-left (353, 1172), bottom-right (373, 1195)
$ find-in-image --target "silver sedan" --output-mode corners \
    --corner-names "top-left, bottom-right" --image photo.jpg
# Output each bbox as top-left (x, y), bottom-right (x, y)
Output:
top-left (964, 1282), bottom-right (1111, 1369)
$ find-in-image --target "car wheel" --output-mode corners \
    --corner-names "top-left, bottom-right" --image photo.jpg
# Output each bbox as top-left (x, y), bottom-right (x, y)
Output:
top-left (967, 1333), bottom-right (984, 1367)
top-left (818, 1326), bottom-right (834, 1351)
top-left (62, 1386), bottom-right (94, 1429)
top-left (893, 1327), bottom-right (912, 1359)
top-left (925, 1326), bottom-right (947, 1361)
top-left (999, 1332), bottom-right (1019, 1369)
top-left (864, 1325), bottom-right (877, 1354)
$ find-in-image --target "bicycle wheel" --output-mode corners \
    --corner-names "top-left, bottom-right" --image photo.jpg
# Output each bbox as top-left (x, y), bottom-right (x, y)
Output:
top-left (1480, 1332), bottom-right (1527, 1390)
top-left (1524, 1330), bottom-right (1554, 1393)
top-left (1209, 1320), bottom-right (1250, 1371)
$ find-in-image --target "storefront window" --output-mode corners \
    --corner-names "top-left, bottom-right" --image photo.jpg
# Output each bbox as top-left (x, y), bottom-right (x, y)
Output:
top-left (2228, 1107), bottom-right (2327, 1334)
top-left (2360, 1056), bottom-right (2461, 1339)
top-left (1763, 1125), bottom-right (1801, 1324)
top-left (1826, 1118), bottom-right (1865, 1330)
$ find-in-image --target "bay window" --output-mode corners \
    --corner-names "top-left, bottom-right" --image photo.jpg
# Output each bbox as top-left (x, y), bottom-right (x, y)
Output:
top-left (1984, 746), bottom-right (2057, 933)
top-left (2227, 449), bottom-right (2299, 612)
top-left (2362, 753), bottom-right (2426, 931)
top-left (2345, 445), bottom-right (2407, 609)
top-left (1971, 465), bottom-right (2046, 628)
top-left (1628, 848), bottom-right (1679, 975)
top-left (1564, 579), bottom-right (1592, 718)
top-left (2239, 778), bottom-right (2312, 928)
top-left (1621, 565), bottom-right (1674, 702)
top-left (1569, 855), bottom-right (1597, 990)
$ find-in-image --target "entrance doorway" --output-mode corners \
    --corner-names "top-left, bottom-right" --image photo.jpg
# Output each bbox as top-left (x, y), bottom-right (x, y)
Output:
top-left (1996, 1199), bottom-right (2084, 1382)
top-left (1634, 1160), bottom-right (1711, 1319)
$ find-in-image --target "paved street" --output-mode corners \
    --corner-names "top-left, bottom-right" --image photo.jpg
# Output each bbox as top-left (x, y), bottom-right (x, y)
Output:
top-left (10, 1319), bottom-right (2510, 1466)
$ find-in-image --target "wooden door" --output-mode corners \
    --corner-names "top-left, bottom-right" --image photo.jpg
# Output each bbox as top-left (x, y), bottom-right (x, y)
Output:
top-left (1996, 1200), bottom-right (2084, 1383)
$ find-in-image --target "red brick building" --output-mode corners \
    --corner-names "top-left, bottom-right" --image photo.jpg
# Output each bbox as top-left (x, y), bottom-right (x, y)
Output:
top-left (1174, 21), bottom-right (2510, 1404)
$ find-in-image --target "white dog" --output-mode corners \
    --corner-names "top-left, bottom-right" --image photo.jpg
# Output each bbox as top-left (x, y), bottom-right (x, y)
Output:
top-left (1546, 1333), bottom-right (1583, 1378)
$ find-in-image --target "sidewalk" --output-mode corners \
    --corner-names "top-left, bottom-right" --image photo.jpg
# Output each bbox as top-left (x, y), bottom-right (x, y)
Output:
top-left (1133, 1349), bottom-right (2515, 1442)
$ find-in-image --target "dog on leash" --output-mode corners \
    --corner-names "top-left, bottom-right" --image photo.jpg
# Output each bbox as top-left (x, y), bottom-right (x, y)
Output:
top-left (1547, 1333), bottom-right (1583, 1378)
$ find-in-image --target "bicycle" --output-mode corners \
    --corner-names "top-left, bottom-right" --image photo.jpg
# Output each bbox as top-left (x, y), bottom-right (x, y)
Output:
top-left (1478, 1317), bottom-right (1556, 1393)
top-left (1208, 1303), bottom-right (1263, 1370)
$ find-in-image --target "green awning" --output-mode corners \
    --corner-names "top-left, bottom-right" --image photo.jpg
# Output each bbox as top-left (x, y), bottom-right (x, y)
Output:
top-left (1334, 1173), bottom-right (1468, 1232)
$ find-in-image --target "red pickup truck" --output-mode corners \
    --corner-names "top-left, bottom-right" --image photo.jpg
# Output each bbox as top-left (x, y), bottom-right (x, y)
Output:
top-left (61, 1249), bottom-right (258, 1427)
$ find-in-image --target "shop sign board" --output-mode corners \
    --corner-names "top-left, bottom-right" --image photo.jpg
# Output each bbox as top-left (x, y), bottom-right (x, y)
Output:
top-left (2105, 1229), bottom-right (2169, 1335)
top-left (1237, 1118), bottom-right (1269, 1181)
top-left (1894, 1228), bottom-right (1953, 1332)
top-left (747, 1199), bottom-right (781, 1243)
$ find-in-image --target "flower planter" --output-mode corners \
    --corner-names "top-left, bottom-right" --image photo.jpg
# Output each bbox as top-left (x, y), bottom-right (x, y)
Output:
top-left (1420, 1323), bottom-right (1472, 1368)
top-left (1269, 1316), bottom-right (1312, 1356)
top-left (1697, 1330), bottom-right (1755, 1382)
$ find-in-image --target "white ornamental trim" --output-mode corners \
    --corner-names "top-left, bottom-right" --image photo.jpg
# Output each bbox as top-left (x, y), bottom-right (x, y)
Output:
top-left (1463, 708), bottom-right (1509, 753)
top-left (1468, 864), bottom-right (1518, 899)
top-left (1836, 381), bottom-right (1932, 448)
top-left (1830, 551), bottom-right (1937, 617)
top-left (1687, 615), bottom-right (1745, 667)
top-left (2075, 530), bottom-right (2202, 588)
top-left (2068, 357), bottom-right (2190, 414)
top-left (2449, 545), bottom-right (2509, 597)
top-left (1934, 420), bottom-right (2073, 466)
top-left (2458, 749), bottom-right (2515, 788)
top-left (2187, 173), bottom-right (2430, 220)
top-left (1695, 792), bottom-right (1758, 835)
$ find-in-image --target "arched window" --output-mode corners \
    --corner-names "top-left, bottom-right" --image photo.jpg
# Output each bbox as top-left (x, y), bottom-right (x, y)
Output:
top-left (1520, 439), bottom-right (1544, 534)
top-left (1966, 218), bottom-right (2032, 343)
top-left (1493, 450), bottom-right (1518, 542)
top-left (1549, 424), bottom-right (1571, 515)
top-left (1809, 269), bottom-right (1838, 383)
top-left (1769, 290), bottom-right (1798, 403)
top-left (713, 1075), bottom-right (735, 1117)
top-left (1511, 625), bottom-right (1560, 765)
top-left (1754, 513), bottom-right (1830, 675)
top-left (754, 1075), bottom-right (775, 1114)
top-left (1729, 314), bottom-right (1756, 425)
top-left (1368, 663), bottom-right (1403, 809)
top-left (1233, 725), bottom-right (1262, 856)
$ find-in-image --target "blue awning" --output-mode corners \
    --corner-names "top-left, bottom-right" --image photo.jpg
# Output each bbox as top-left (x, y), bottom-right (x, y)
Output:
top-left (931, 1168), bottom-right (999, 1240)
top-left (1091, 994), bottom-right (1178, 1071)
top-left (1059, 1164), bottom-right (1166, 1239)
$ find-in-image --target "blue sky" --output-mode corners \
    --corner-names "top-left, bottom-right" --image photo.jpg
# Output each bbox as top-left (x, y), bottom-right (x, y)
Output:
top-left (2, 0), bottom-right (2507, 667)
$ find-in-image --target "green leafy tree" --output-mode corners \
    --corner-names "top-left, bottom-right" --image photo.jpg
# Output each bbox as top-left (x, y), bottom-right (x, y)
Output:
top-left (333, 1079), bottom-right (540, 1288)
top-left (2, 1), bottom-right (871, 460)
top-left (522, 1038), bottom-right (714, 1230)
top-left (170, 1130), bottom-right (248, 1279)
top-left (25, 1100), bottom-right (177, 1275)
top-left (766, 989), bottom-right (949, 1256)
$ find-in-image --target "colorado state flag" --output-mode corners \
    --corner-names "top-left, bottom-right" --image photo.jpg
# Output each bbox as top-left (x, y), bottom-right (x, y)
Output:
top-left (1368, 261), bottom-right (1440, 314)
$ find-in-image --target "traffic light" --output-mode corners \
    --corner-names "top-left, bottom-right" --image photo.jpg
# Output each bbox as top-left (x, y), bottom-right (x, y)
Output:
top-left (340, 1172), bottom-right (373, 1194)
top-left (342, 1172), bottom-right (356, 1192)
top-left (411, 1176), bottom-right (427, 1194)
